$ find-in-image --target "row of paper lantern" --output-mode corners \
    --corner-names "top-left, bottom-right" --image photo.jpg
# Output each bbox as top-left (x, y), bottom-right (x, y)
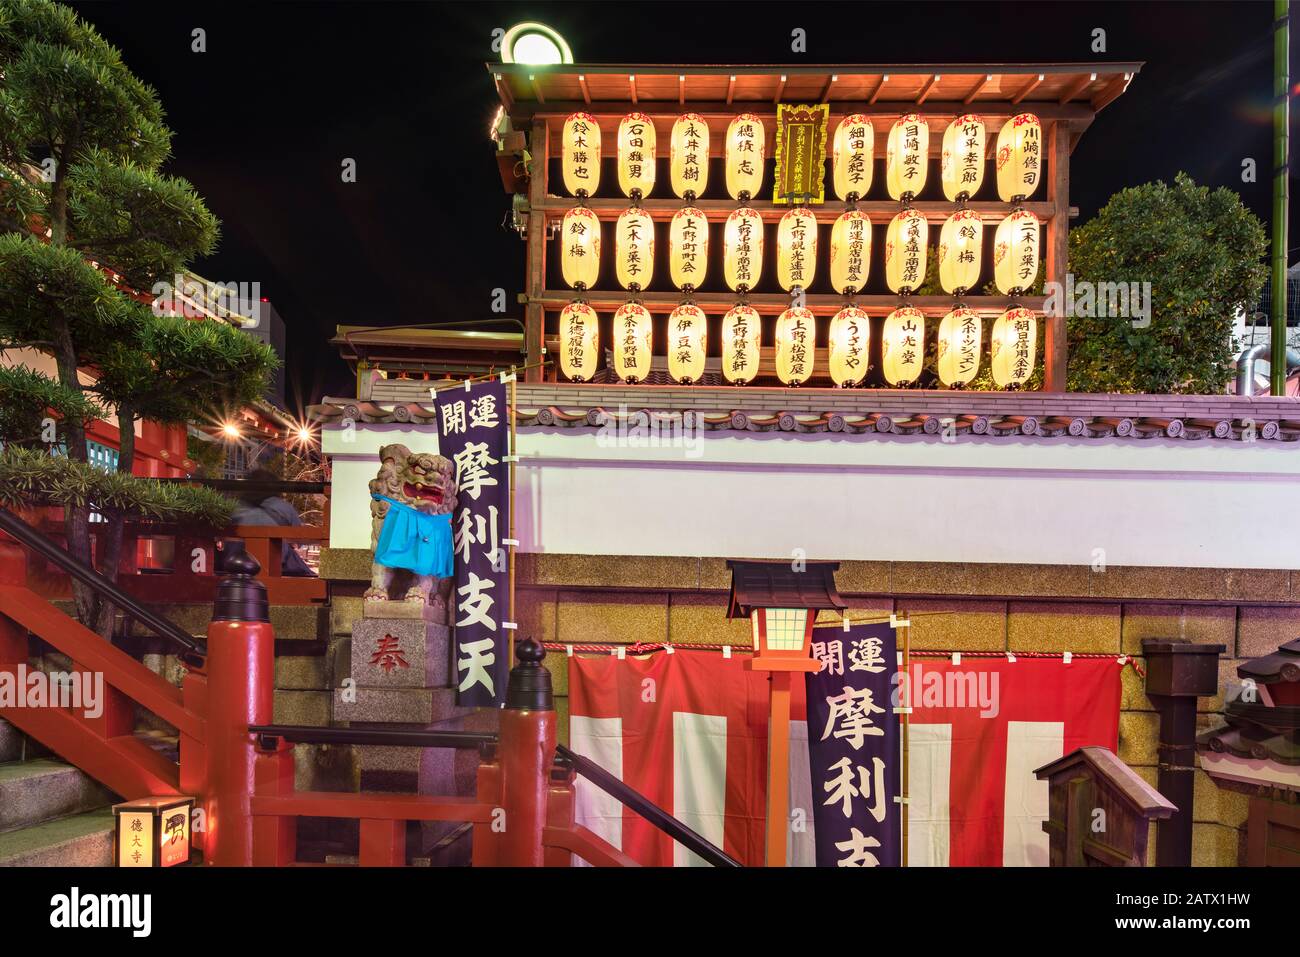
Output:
top-left (559, 302), bottom-right (1038, 388)
top-left (561, 205), bottom-right (1041, 295)
top-left (561, 111), bottom-right (1042, 202)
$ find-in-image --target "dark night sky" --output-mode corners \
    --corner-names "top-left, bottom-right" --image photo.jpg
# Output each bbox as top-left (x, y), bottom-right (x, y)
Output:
top-left (68, 0), bottom-right (1291, 411)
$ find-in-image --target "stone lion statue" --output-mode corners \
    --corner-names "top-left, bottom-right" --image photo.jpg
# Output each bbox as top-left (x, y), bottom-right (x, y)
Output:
top-left (364, 443), bottom-right (458, 617)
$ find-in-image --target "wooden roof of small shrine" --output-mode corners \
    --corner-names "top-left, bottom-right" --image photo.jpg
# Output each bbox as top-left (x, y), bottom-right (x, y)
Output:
top-left (1034, 747), bottom-right (1176, 817)
top-left (725, 559), bottom-right (847, 618)
top-left (489, 62), bottom-right (1142, 119)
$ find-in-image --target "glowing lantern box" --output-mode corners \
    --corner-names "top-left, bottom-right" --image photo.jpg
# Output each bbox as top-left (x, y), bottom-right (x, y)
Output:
top-left (113, 796), bottom-right (194, 867)
top-left (725, 559), bottom-right (846, 672)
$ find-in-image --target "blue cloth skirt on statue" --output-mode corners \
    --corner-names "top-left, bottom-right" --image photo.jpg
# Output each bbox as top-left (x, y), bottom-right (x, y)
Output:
top-left (371, 494), bottom-right (454, 578)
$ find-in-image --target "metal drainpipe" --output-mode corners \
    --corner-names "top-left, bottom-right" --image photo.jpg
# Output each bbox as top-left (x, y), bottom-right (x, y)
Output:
top-left (1235, 342), bottom-right (1300, 395)
top-left (1273, 0), bottom-right (1290, 395)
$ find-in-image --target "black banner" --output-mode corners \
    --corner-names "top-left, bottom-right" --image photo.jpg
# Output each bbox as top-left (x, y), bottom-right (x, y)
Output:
top-left (435, 379), bottom-right (510, 706)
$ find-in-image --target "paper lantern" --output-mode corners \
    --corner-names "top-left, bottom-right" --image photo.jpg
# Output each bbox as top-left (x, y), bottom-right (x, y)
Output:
top-left (558, 301), bottom-right (599, 382)
top-left (936, 306), bottom-right (982, 386)
top-left (776, 207), bottom-right (818, 292)
top-left (884, 208), bottom-right (928, 294)
top-left (832, 114), bottom-right (874, 200)
top-left (938, 208), bottom-right (983, 294)
top-left (775, 307), bottom-right (816, 385)
top-left (612, 301), bottom-right (652, 383)
top-left (561, 112), bottom-right (601, 196)
top-left (881, 306), bottom-right (925, 385)
top-left (560, 206), bottom-right (600, 289)
top-left (991, 307), bottom-right (1037, 387)
top-left (725, 113), bottom-right (765, 200)
top-left (993, 209), bottom-right (1040, 294)
top-left (996, 113), bottom-right (1042, 202)
top-left (829, 209), bottom-right (872, 294)
top-left (723, 206), bottom-right (764, 291)
top-left (668, 206), bottom-right (709, 289)
top-left (828, 305), bottom-right (870, 386)
top-left (615, 207), bottom-right (655, 290)
top-left (667, 303), bottom-right (707, 384)
top-left (885, 114), bottom-right (928, 200)
top-left (941, 115), bottom-right (986, 202)
top-left (670, 113), bottom-right (709, 198)
top-left (114, 796), bottom-right (194, 867)
top-left (720, 304), bottom-right (761, 384)
top-left (617, 112), bottom-right (656, 198)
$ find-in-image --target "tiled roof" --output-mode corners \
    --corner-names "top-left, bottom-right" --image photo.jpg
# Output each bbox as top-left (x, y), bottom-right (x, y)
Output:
top-left (310, 384), bottom-right (1300, 444)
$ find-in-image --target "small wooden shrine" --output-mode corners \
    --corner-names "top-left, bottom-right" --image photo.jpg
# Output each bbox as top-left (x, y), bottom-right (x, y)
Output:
top-left (487, 63), bottom-right (1139, 390)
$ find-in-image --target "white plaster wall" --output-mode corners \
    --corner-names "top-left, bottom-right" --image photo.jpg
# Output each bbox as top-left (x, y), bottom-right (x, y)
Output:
top-left (323, 423), bottom-right (1300, 569)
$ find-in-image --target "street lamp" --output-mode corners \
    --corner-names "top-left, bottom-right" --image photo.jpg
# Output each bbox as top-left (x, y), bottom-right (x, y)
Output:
top-left (500, 22), bottom-right (573, 65)
top-left (726, 559), bottom-right (847, 866)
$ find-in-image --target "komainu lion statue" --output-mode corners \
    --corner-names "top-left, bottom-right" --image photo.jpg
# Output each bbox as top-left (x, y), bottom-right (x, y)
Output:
top-left (365, 443), bottom-right (458, 617)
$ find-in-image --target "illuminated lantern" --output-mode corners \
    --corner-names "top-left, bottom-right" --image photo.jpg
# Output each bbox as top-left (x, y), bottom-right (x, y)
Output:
top-left (558, 301), bottom-right (599, 382)
top-left (936, 306), bottom-right (982, 386)
top-left (725, 113), bottom-right (765, 200)
top-left (615, 207), bottom-right (655, 290)
top-left (668, 206), bottom-right (709, 289)
top-left (721, 304), bottom-right (761, 384)
top-left (114, 796), bottom-right (194, 867)
top-left (667, 303), bottom-right (707, 384)
top-left (612, 301), bottom-right (653, 383)
top-left (938, 208), bottom-right (983, 294)
top-left (886, 114), bottom-right (928, 200)
top-left (561, 112), bottom-right (601, 196)
top-left (832, 114), bottom-right (874, 200)
top-left (828, 306), bottom-right (870, 387)
top-left (775, 307), bottom-right (816, 385)
top-left (991, 307), bottom-right (1038, 387)
top-left (670, 113), bottom-right (710, 198)
top-left (617, 112), bottom-right (656, 198)
top-left (881, 306), bottom-right (926, 385)
top-left (723, 206), bottom-right (764, 291)
top-left (941, 114), bottom-right (986, 201)
top-left (829, 209), bottom-right (871, 294)
top-left (776, 206), bottom-right (818, 292)
top-left (996, 113), bottom-right (1042, 202)
top-left (884, 208), bottom-right (928, 294)
top-left (993, 209), bottom-right (1040, 294)
top-left (560, 206), bottom-right (601, 289)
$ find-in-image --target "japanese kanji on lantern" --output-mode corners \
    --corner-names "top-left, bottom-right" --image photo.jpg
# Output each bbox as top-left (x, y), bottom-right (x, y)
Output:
top-left (721, 304), bottom-right (761, 385)
top-left (939, 208), bottom-right (983, 294)
top-left (613, 301), bottom-right (652, 383)
top-left (668, 206), bottom-right (709, 290)
top-left (991, 306), bottom-right (1038, 387)
top-left (723, 205), bottom-right (764, 291)
top-left (558, 300), bottom-right (599, 382)
top-left (617, 111), bottom-right (656, 199)
top-left (670, 112), bottom-right (709, 198)
top-left (832, 113), bottom-right (874, 201)
top-left (885, 113), bottom-right (928, 201)
top-left (996, 112), bottom-right (1042, 202)
top-left (830, 209), bottom-right (871, 295)
top-left (941, 114), bottom-right (986, 201)
top-left (993, 209), bottom-right (1040, 294)
top-left (667, 302), bottom-right (707, 384)
top-left (885, 208), bottom-right (928, 294)
top-left (937, 306), bottom-right (982, 387)
top-left (776, 206), bottom-right (817, 292)
top-left (560, 205), bottom-right (600, 289)
top-left (775, 306), bottom-right (815, 385)
top-left (615, 206), bottom-right (654, 290)
top-left (828, 305), bottom-right (870, 387)
top-left (561, 111), bottom-right (601, 197)
top-left (881, 306), bottom-right (926, 385)
top-left (725, 112), bottom-right (765, 199)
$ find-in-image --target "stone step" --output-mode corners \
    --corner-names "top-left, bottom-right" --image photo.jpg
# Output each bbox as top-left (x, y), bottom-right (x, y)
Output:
top-left (0, 759), bottom-right (116, 834)
top-left (0, 808), bottom-right (115, 867)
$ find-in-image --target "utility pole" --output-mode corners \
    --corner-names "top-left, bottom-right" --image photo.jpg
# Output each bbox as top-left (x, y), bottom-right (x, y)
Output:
top-left (1273, 0), bottom-right (1290, 395)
